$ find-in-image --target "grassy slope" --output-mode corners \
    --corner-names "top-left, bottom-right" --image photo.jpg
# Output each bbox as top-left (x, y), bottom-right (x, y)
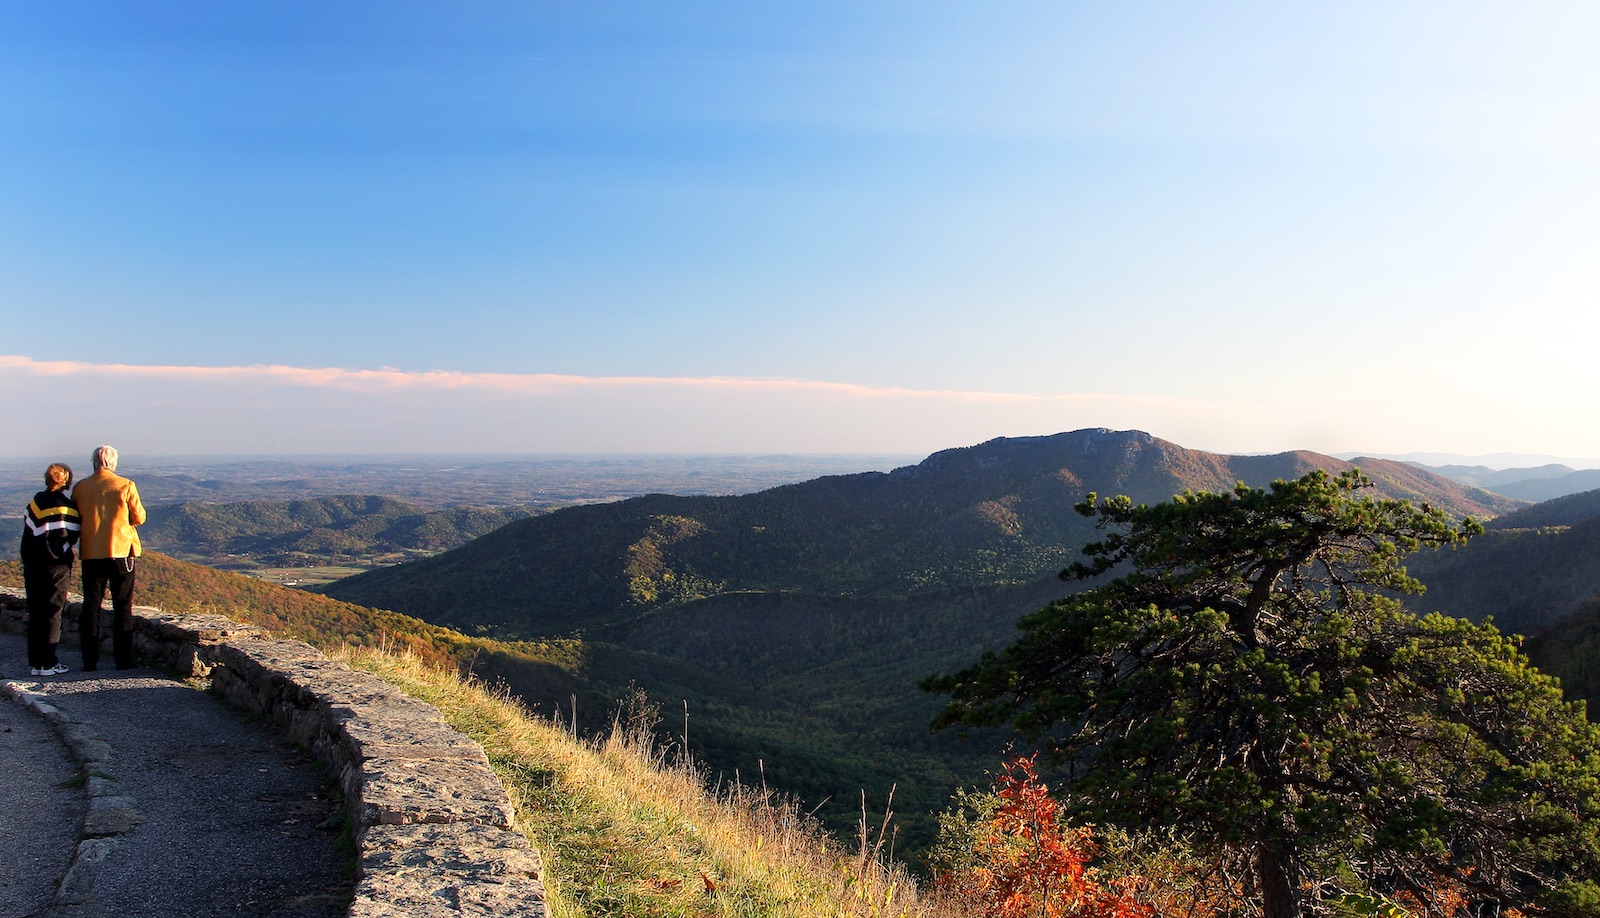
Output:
top-left (345, 648), bottom-right (953, 918)
top-left (0, 552), bottom-right (601, 720)
top-left (0, 556), bottom-right (956, 918)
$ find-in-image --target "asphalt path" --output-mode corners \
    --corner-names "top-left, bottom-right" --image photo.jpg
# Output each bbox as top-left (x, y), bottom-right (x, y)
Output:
top-left (0, 674), bottom-right (81, 918)
top-left (0, 630), bottom-right (354, 918)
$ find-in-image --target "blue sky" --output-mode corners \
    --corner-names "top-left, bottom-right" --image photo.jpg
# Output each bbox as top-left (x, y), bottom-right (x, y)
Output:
top-left (4, 2), bottom-right (1599, 462)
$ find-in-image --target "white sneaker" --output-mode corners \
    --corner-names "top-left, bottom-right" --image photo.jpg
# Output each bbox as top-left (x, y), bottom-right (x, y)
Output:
top-left (31, 664), bottom-right (69, 676)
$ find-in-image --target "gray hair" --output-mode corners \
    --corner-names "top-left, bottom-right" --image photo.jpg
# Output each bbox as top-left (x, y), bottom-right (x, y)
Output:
top-left (92, 445), bottom-right (119, 472)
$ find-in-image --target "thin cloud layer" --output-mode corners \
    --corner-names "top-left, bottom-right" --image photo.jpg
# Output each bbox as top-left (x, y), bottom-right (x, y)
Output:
top-left (7, 355), bottom-right (1595, 461)
top-left (1, 355), bottom-right (1194, 405)
top-left (1, 355), bottom-right (1250, 456)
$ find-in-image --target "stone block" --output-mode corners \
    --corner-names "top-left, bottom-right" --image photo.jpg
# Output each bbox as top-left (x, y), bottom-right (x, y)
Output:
top-left (137, 609), bottom-right (266, 644)
top-left (355, 755), bottom-right (514, 828)
top-left (55, 837), bottom-right (119, 906)
top-left (83, 795), bottom-right (142, 836)
top-left (353, 823), bottom-right (546, 918)
top-left (348, 879), bottom-right (547, 918)
top-left (85, 775), bottom-right (120, 798)
top-left (218, 638), bottom-right (328, 681)
top-left (341, 716), bottom-right (488, 765)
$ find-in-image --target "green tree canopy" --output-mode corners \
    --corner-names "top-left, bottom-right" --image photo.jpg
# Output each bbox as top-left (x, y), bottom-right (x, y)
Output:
top-left (924, 470), bottom-right (1600, 918)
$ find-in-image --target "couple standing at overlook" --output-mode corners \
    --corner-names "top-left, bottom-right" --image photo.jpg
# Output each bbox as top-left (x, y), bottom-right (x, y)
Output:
top-left (21, 444), bottom-right (145, 675)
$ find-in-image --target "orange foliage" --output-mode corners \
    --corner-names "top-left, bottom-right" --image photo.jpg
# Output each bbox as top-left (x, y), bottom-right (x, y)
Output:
top-left (939, 755), bottom-right (1150, 918)
top-left (1391, 870), bottom-right (1520, 918)
top-left (1393, 880), bottom-right (1467, 918)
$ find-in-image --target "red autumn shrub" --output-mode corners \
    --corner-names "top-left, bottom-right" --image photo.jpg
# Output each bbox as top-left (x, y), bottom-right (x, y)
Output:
top-left (938, 755), bottom-right (1149, 918)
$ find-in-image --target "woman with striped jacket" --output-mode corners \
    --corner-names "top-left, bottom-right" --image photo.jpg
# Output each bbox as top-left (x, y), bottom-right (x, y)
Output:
top-left (20, 463), bottom-right (80, 675)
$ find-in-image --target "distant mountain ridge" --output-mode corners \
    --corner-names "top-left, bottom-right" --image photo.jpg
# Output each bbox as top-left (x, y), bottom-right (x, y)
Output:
top-left (325, 428), bottom-right (1518, 640)
top-left (1491, 470), bottom-right (1600, 502)
top-left (1412, 463), bottom-right (1573, 488)
top-left (1403, 461), bottom-right (1600, 502)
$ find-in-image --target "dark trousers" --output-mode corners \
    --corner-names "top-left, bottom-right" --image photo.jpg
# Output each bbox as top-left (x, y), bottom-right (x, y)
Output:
top-left (23, 559), bottom-right (72, 669)
top-left (81, 556), bottom-right (137, 670)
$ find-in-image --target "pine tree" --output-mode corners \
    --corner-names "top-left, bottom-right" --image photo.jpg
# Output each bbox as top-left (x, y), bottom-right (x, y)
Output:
top-left (925, 470), bottom-right (1600, 917)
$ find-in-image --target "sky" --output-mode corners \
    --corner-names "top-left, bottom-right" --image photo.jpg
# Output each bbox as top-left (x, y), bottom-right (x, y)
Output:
top-left (4, 2), bottom-right (1599, 464)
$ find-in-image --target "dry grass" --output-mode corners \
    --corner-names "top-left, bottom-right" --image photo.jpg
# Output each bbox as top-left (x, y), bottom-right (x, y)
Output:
top-left (337, 646), bottom-right (960, 918)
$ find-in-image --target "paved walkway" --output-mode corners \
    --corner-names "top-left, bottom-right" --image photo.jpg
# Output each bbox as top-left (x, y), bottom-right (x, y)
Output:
top-left (0, 677), bottom-right (82, 917)
top-left (0, 630), bottom-right (354, 918)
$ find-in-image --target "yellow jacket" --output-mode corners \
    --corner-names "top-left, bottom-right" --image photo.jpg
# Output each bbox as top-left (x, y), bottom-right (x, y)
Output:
top-left (72, 469), bottom-right (146, 560)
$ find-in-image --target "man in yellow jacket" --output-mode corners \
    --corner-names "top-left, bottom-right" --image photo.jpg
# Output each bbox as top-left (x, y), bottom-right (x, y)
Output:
top-left (72, 445), bottom-right (146, 670)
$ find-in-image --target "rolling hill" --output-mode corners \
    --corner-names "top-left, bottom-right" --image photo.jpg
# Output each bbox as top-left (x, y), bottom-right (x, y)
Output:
top-left (142, 494), bottom-right (531, 555)
top-left (137, 494), bottom-right (532, 581)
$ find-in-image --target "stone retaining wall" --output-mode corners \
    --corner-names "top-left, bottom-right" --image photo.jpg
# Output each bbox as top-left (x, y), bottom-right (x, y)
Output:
top-left (0, 586), bottom-right (547, 917)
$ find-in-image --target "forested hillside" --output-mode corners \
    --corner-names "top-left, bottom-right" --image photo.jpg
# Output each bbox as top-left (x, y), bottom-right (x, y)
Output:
top-left (326, 428), bottom-right (1515, 639)
top-left (1407, 487), bottom-right (1600, 636)
top-left (1526, 597), bottom-right (1600, 706)
top-left (316, 429), bottom-right (1520, 856)
top-left (1401, 487), bottom-right (1600, 714)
